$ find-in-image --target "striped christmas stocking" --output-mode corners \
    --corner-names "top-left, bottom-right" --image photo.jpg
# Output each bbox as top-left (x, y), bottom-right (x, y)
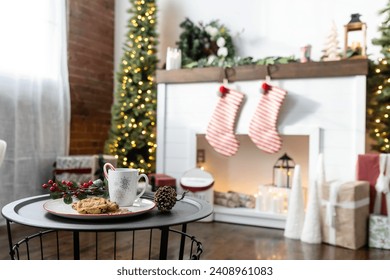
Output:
top-left (248, 83), bottom-right (287, 153)
top-left (206, 86), bottom-right (244, 157)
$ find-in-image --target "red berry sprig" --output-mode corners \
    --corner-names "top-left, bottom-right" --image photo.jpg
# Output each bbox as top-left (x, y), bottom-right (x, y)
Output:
top-left (42, 179), bottom-right (108, 204)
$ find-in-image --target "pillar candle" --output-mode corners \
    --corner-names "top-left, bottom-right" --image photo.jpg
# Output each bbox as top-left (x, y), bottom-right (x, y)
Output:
top-left (166, 47), bottom-right (182, 70)
top-left (255, 193), bottom-right (262, 211)
top-left (276, 169), bottom-right (283, 188)
top-left (271, 195), bottom-right (279, 213)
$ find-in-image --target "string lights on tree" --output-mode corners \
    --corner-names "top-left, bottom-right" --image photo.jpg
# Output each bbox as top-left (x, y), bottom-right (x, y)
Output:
top-left (105, 0), bottom-right (158, 173)
top-left (367, 1), bottom-right (390, 153)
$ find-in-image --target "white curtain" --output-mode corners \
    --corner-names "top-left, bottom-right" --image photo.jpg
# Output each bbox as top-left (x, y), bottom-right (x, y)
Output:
top-left (0, 0), bottom-right (70, 223)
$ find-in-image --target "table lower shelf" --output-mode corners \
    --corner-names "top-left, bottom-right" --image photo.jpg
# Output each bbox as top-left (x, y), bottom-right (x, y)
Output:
top-left (5, 224), bottom-right (203, 260)
top-left (212, 205), bottom-right (286, 229)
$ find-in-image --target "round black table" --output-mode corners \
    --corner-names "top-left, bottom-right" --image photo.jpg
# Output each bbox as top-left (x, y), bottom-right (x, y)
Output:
top-left (2, 194), bottom-right (213, 260)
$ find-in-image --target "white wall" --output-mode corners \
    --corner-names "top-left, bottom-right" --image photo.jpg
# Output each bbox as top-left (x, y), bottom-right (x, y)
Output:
top-left (115, 0), bottom-right (387, 70)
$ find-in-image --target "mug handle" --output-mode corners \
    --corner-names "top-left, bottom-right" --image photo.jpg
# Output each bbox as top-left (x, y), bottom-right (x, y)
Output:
top-left (103, 162), bottom-right (116, 179)
top-left (135, 174), bottom-right (148, 201)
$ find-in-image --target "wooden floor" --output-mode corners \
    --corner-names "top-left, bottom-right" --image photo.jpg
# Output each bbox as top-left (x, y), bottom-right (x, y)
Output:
top-left (1, 221), bottom-right (390, 260)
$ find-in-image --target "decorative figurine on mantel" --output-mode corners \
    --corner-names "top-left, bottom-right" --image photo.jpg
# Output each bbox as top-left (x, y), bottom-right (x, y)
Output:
top-left (321, 21), bottom-right (341, 61)
top-left (300, 44), bottom-right (312, 63)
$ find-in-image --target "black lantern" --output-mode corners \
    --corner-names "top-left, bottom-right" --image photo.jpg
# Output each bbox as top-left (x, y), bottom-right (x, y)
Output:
top-left (272, 153), bottom-right (295, 188)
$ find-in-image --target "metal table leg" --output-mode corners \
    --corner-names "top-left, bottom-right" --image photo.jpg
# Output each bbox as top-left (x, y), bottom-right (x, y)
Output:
top-left (73, 231), bottom-right (80, 260)
top-left (179, 223), bottom-right (187, 259)
top-left (6, 220), bottom-right (15, 260)
top-left (159, 226), bottom-right (169, 260)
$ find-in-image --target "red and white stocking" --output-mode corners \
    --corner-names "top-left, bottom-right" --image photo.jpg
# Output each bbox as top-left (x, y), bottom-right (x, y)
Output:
top-left (206, 86), bottom-right (244, 157)
top-left (248, 83), bottom-right (287, 153)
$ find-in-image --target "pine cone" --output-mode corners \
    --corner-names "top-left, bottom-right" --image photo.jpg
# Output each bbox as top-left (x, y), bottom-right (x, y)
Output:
top-left (154, 186), bottom-right (177, 212)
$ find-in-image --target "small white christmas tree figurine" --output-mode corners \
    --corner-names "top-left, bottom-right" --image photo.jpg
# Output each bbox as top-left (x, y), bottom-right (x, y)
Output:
top-left (321, 21), bottom-right (341, 61)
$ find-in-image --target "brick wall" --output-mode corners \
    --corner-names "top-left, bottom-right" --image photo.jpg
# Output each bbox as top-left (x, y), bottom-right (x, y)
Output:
top-left (67, 0), bottom-right (114, 155)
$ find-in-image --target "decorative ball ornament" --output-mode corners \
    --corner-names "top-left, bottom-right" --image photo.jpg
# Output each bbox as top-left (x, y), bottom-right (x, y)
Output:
top-left (261, 82), bottom-right (271, 94)
top-left (154, 186), bottom-right (178, 212)
top-left (219, 85), bottom-right (229, 96)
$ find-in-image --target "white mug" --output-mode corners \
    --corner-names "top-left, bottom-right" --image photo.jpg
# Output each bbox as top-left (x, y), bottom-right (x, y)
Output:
top-left (103, 163), bottom-right (148, 206)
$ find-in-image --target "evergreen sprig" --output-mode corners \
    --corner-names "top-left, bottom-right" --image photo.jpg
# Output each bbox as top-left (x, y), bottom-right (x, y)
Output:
top-left (42, 179), bottom-right (108, 204)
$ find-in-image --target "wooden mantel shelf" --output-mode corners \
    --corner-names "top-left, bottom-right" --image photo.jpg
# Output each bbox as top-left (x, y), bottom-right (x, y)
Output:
top-left (156, 59), bottom-right (369, 84)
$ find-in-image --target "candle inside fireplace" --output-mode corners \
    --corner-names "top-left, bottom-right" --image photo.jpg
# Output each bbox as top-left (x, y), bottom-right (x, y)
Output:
top-left (256, 185), bottom-right (289, 214)
top-left (255, 193), bottom-right (262, 211)
top-left (276, 169), bottom-right (283, 188)
top-left (271, 195), bottom-right (283, 213)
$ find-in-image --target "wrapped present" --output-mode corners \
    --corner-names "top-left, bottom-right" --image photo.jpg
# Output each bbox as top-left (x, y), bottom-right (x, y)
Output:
top-left (320, 181), bottom-right (370, 250)
top-left (356, 153), bottom-right (388, 215)
top-left (148, 173), bottom-right (176, 191)
top-left (54, 154), bottom-right (117, 183)
top-left (368, 153), bottom-right (390, 249)
top-left (369, 214), bottom-right (390, 249)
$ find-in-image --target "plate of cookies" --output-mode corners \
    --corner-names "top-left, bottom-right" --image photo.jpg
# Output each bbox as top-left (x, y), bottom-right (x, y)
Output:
top-left (43, 197), bottom-right (156, 220)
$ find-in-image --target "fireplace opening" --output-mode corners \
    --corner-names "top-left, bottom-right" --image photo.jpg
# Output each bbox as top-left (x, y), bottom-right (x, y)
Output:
top-left (196, 134), bottom-right (309, 196)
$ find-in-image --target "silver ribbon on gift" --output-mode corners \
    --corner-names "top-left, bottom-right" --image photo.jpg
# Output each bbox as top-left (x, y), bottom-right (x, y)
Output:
top-left (325, 181), bottom-right (342, 228)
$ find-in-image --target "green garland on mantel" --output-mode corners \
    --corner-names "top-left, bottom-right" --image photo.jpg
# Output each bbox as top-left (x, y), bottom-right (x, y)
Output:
top-left (183, 55), bottom-right (298, 69)
top-left (176, 18), bottom-right (297, 69)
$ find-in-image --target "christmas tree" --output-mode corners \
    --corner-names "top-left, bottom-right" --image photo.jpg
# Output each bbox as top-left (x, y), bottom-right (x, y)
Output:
top-left (367, 1), bottom-right (390, 153)
top-left (104, 0), bottom-right (158, 173)
top-left (321, 21), bottom-right (341, 61)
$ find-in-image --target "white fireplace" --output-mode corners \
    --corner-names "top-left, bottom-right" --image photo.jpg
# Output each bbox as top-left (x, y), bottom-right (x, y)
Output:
top-left (156, 62), bottom-right (367, 228)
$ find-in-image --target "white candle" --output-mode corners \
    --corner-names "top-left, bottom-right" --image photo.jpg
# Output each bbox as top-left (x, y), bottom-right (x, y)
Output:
top-left (284, 188), bottom-right (291, 213)
top-left (276, 169), bottom-right (283, 188)
top-left (265, 187), bottom-right (274, 212)
top-left (255, 193), bottom-right (262, 211)
top-left (166, 47), bottom-right (182, 70)
top-left (278, 196), bottom-right (284, 213)
top-left (271, 195), bottom-right (278, 213)
top-left (271, 193), bottom-right (284, 213)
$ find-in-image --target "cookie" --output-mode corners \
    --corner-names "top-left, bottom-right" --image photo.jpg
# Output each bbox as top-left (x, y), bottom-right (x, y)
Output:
top-left (72, 197), bottom-right (120, 214)
top-left (107, 200), bottom-right (120, 212)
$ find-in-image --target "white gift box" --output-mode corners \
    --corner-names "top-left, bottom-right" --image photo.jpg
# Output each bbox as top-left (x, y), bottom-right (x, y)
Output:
top-left (369, 192), bottom-right (390, 250)
top-left (369, 214), bottom-right (390, 249)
